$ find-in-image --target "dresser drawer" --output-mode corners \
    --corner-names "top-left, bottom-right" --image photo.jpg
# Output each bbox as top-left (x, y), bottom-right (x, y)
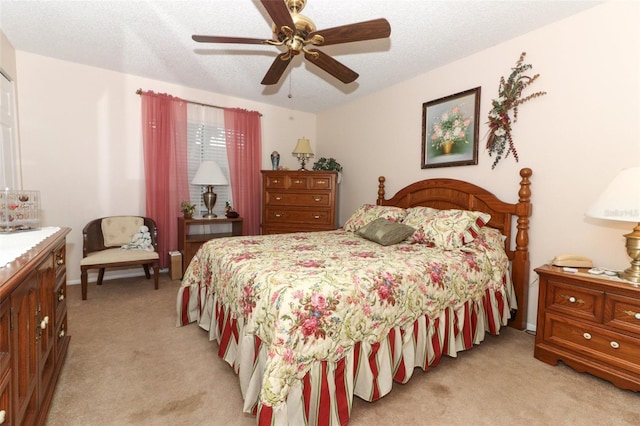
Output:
top-left (309, 176), bottom-right (333, 190)
top-left (265, 191), bottom-right (331, 207)
top-left (605, 293), bottom-right (640, 335)
top-left (544, 313), bottom-right (640, 375)
top-left (264, 207), bottom-right (333, 226)
top-left (545, 279), bottom-right (604, 322)
top-left (264, 175), bottom-right (287, 189)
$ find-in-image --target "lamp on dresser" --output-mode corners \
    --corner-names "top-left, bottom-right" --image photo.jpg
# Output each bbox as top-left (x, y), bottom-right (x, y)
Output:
top-left (586, 166), bottom-right (640, 283)
top-left (192, 161), bottom-right (228, 218)
top-left (292, 137), bottom-right (314, 170)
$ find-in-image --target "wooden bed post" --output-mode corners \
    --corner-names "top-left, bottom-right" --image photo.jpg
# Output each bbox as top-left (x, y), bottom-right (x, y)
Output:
top-left (377, 176), bottom-right (386, 205)
top-left (510, 168), bottom-right (533, 330)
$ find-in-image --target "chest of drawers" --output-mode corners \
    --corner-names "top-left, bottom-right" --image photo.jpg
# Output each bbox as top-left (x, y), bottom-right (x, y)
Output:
top-left (534, 265), bottom-right (640, 391)
top-left (261, 170), bottom-right (338, 234)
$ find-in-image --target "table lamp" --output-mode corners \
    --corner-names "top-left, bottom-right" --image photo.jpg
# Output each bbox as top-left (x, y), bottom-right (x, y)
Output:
top-left (586, 166), bottom-right (640, 283)
top-left (191, 161), bottom-right (228, 218)
top-left (292, 137), bottom-right (314, 170)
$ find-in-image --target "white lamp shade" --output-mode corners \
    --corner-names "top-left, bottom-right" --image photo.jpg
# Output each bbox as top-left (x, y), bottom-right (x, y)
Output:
top-left (292, 138), bottom-right (313, 155)
top-left (586, 167), bottom-right (640, 222)
top-left (191, 161), bottom-right (228, 186)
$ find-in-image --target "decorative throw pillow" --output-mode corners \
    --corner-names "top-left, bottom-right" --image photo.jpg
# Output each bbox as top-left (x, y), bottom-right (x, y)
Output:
top-left (356, 218), bottom-right (415, 246)
top-left (402, 206), bottom-right (439, 229)
top-left (405, 208), bottom-right (491, 249)
top-left (101, 216), bottom-right (143, 247)
top-left (343, 204), bottom-right (407, 232)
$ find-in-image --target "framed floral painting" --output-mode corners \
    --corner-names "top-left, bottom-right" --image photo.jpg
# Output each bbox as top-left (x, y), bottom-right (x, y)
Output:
top-left (421, 87), bottom-right (480, 168)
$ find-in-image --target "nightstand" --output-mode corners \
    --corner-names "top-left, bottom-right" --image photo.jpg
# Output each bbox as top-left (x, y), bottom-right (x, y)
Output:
top-left (534, 265), bottom-right (640, 391)
top-left (178, 216), bottom-right (243, 274)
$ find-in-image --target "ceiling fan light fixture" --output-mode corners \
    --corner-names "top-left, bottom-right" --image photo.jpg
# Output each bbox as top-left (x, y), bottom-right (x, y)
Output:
top-left (192, 0), bottom-right (391, 86)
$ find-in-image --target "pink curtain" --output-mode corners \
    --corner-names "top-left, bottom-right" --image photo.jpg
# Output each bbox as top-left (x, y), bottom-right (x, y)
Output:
top-left (141, 91), bottom-right (190, 268)
top-left (224, 108), bottom-right (262, 236)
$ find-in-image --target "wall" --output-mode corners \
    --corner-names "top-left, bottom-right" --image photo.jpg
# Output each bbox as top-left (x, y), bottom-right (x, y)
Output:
top-left (0, 31), bottom-right (16, 79)
top-left (317, 1), bottom-right (640, 329)
top-left (13, 51), bottom-right (316, 284)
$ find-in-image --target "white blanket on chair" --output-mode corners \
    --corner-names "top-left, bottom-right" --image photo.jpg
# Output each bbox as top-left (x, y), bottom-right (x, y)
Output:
top-left (121, 225), bottom-right (154, 251)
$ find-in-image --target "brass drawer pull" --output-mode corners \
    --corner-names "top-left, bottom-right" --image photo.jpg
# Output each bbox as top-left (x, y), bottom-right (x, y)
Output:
top-left (313, 197), bottom-right (322, 202)
top-left (56, 253), bottom-right (64, 266)
top-left (274, 213), bottom-right (283, 218)
top-left (58, 289), bottom-right (65, 302)
top-left (272, 179), bottom-right (280, 184)
top-left (294, 179), bottom-right (303, 184)
top-left (274, 196), bottom-right (282, 201)
top-left (610, 341), bottom-right (620, 349)
top-left (562, 294), bottom-right (584, 304)
top-left (313, 215), bottom-right (321, 219)
top-left (583, 332), bottom-right (592, 340)
top-left (59, 328), bottom-right (65, 338)
top-left (623, 309), bottom-right (640, 320)
top-left (0, 409), bottom-right (5, 424)
top-left (317, 180), bottom-right (326, 184)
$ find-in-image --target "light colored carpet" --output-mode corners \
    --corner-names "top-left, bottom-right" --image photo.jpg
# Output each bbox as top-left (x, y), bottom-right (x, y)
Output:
top-left (47, 274), bottom-right (639, 425)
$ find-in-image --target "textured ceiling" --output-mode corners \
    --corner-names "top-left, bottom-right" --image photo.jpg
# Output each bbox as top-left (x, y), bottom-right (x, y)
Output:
top-left (0, 0), bottom-right (600, 113)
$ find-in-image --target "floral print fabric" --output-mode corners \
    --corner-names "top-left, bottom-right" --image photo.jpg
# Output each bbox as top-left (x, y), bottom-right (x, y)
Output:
top-left (179, 227), bottom-right (511, 409)
top-left (403, 207), bottom-right (491, 249)
top-left (342, 204), bottom-right (408, 231)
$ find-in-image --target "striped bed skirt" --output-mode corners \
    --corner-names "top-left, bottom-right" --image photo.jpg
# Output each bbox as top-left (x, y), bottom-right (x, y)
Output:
top-left (177, 283), bottom-right (512, 426)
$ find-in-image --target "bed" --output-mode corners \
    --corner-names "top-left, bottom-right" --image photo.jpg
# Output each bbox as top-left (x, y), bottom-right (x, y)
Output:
top-left (176, 168), bottom-right (532, 425)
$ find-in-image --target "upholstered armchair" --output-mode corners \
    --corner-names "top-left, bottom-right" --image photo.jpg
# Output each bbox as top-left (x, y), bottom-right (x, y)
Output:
top-left (80, 216), bottom-right (159, 300)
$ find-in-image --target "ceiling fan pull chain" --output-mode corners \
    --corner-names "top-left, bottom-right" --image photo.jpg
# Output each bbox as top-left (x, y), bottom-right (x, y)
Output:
top-left (288, 71), bottom-right (293, 99)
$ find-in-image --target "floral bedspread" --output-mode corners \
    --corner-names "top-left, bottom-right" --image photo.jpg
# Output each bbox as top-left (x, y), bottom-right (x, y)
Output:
top-left (179, 228), bottom-right (511, 408)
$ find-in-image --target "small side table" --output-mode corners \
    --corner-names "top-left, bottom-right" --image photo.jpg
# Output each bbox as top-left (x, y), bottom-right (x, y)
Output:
top-left (534, 264), bottom-right (640, 391)
top-left (178, 216), bottom-right (243, 274)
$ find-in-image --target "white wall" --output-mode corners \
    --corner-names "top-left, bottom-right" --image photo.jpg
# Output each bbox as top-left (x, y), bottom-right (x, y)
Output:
top-left (13, 52), bottom-right (316, 284)
top-left (317, 1), bottom-right (640, 329)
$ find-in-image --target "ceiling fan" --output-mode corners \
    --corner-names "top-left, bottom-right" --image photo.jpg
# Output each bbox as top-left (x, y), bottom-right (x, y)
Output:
top-left (192, 0), bottom-right (391, 85)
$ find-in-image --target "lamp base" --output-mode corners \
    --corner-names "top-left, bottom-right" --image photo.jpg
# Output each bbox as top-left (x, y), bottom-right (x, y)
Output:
top-left (202, 186), bottom-right (218, 219)
top-left (621, 223), bottom-right (640, 284)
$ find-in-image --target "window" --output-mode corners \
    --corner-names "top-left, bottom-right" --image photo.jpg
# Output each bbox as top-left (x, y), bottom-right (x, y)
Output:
top-left (187, 104), bottom-right (232, 218)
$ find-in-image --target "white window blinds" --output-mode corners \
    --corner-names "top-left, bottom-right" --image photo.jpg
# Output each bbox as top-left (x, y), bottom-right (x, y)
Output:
top-left (186, 104), bottom-right (232, 218)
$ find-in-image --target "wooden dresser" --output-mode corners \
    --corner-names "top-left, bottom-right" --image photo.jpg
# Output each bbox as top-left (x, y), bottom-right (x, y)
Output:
top-left (0, 227), bottom-right (71, 425)
top-left (534, 265), bottom-right (640, 391)
top-left (261, 170), bottom-right (339, 234)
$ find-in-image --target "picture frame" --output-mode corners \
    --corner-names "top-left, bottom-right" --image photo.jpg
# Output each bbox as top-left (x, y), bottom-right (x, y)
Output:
top-left (421, 87), bottom-right (481, 169)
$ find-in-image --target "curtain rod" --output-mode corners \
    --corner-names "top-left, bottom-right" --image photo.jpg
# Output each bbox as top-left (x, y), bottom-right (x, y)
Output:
top-left (135, 89), bottom-right (262, 116)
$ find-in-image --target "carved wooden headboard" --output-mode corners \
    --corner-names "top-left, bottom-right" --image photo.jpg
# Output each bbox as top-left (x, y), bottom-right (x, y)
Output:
top-left (376, 168), bottom-right (533, 330)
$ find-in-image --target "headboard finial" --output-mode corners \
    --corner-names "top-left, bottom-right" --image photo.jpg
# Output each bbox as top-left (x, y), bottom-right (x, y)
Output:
top-left (377, 176), bottom-right (386, 205)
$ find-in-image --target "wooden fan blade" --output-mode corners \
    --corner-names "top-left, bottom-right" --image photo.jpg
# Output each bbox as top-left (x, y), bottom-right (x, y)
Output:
top-left (304, 49), bottom-right (359, 84)
top-left (192, 35), bottom-right (268, 44)
top-left (260, 0), bottom-right (295, 33)
top-left (261, 53), bottom-right (293, 85)
top-left (309, 18), bottom-right (391, 46)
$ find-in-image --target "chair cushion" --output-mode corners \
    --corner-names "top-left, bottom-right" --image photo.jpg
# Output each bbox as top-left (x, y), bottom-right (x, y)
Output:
top-left (101, 217), bottom-right (143, 247)
top-left (80, 248), bottom-right (159, 266)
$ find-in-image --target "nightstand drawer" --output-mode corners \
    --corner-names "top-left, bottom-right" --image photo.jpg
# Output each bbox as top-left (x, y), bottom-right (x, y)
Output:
top-left (265, 191), bottom-right (331, 207)
top-left (605, 293), bottom-right (640, 335)
top-left (545, 313), bottom-right (640, 374)
top-left (545, 279), bottom-right (604, 322)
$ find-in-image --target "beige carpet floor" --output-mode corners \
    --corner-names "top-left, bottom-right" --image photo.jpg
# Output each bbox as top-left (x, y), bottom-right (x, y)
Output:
top-left (47, 273), bottom-right (639, 425)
